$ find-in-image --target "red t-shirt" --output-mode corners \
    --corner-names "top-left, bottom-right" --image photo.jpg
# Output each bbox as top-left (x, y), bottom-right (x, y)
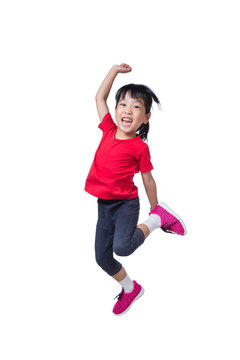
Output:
top-left (84, 113), bottom-right (153, 199)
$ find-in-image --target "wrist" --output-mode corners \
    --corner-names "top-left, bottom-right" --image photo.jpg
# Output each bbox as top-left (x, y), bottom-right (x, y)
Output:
top-left (111, 65), bottom-right (120, 74)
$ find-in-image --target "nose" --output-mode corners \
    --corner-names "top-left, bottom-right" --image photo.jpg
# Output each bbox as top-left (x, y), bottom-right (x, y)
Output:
top-left (124, 105), bottom-right (132, 114)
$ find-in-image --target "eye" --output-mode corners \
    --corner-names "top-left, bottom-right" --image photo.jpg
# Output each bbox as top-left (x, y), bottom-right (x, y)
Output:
top-left (120, 103), bottom-right (126, 106)
top-left (133, 105), bottom-right (140, 109)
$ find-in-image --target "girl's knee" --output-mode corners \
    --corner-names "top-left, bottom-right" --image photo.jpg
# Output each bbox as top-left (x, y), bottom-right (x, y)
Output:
top-left (95, 252), bottom-right (122, 276)
top-left (113, 243), bottom-right (132, 257)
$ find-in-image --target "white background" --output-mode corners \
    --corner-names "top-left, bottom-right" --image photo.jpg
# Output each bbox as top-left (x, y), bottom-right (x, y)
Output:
top-left (1, 0), bottom-right (240, 359)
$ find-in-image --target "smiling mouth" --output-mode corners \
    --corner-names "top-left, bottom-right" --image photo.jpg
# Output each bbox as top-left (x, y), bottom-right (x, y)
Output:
top-left (121, 117), bottom-right (133, 127)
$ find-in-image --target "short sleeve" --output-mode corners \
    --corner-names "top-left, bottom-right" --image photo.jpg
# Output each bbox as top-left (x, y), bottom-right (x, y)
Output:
top-left (98, 113), bottom-right (117, 133)
top-left (138, 146), bottom-right (154, 172)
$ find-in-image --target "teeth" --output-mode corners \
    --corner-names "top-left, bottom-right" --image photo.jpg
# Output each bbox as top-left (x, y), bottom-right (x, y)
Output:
top-left (122, 118), bottom-right (132, 122)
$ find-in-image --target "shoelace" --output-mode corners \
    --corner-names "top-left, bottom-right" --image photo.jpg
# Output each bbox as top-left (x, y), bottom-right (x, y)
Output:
top-left (113, 288), bottom-right (124, 301)
top-left (161, 220), bottom-right (178, 233)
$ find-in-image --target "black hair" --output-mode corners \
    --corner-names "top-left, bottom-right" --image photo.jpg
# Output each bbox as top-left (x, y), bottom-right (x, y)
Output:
top-left (115, 83), bottom-right (161, 141)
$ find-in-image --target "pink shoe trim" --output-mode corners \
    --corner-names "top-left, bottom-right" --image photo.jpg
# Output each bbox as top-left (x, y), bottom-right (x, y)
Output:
top-left (113, 280), bottom-right (144, 315)
top-left (150, 202), bottom-right (187, 236)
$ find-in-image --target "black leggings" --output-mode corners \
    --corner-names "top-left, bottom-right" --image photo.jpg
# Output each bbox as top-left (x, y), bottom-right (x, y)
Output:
top-left (95, 197), bottom-right (145, 276)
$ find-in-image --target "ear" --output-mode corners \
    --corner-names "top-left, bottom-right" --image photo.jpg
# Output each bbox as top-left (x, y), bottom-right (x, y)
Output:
top-left (144, 112), bottom-right (151, 124)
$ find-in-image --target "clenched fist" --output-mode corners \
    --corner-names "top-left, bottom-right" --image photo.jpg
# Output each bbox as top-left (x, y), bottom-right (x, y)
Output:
top-left (113, 63), bottom-right (132, 73)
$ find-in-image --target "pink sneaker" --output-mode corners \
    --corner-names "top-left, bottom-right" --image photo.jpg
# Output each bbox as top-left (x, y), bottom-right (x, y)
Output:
top-left (150, 202), bottom-right (187, 236)
top-left (113, 280), bottom-right (144, 316)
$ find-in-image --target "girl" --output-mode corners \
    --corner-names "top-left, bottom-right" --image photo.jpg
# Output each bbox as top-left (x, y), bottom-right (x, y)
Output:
top-left (85, 63), bottom-right (186, 316)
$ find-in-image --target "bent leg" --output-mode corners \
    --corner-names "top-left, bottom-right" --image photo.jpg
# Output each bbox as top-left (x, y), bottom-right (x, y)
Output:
top-left (136, 224), bottom-right (150, 239)
top-left (113, 197), bottom-right (145, 257)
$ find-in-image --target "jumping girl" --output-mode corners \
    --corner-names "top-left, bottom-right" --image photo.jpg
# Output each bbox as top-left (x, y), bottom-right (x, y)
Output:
top-left (84, 63), bottom-right (186, 315)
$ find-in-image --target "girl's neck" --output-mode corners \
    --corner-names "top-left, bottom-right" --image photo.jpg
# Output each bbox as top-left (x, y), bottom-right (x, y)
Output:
top-left (115, 128), bottom-right (137, 140)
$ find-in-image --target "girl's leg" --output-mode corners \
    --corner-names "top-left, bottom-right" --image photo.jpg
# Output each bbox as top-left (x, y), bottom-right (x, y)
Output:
top-left (112, 266), bottom-right (127, 281)
top-left (113, 197), bottom-right (161, 257)
top-left (113, 197), bottom-right (145, 257)
top-left (136, 224), bottom-right (150, 239)
top-left (136, 213), bottom-right (161, 238)
top-left (95, 199), bottom-right (134, 293)
top-left (112, 266), bottom-right (134, 293)
top-left (95, 199), bottom-right (122, 276)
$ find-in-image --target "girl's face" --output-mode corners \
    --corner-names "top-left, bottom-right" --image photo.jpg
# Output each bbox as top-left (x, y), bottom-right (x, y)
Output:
top-left (115, 92), bottom-right (151, 139)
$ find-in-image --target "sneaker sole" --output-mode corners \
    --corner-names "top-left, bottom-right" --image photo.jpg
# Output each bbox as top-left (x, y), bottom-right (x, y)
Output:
top-left (113, 287), bottom-right (145, 316)
top-left (158, 202), bottom-right (187, 235)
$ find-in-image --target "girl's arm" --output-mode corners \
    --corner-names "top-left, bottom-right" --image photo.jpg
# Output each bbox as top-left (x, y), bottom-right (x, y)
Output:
top-left (141, 171), bottom-right (159, 211)
top-left (95, 63), bottom-right (132, 122)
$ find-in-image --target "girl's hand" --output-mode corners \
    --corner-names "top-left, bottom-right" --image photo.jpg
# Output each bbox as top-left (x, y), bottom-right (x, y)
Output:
top-left (113, 63), bottom-right (132, 73)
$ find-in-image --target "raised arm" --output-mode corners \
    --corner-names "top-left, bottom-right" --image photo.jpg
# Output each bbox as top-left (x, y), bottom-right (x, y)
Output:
top-left (95, 63), bottom-right (132, 122)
